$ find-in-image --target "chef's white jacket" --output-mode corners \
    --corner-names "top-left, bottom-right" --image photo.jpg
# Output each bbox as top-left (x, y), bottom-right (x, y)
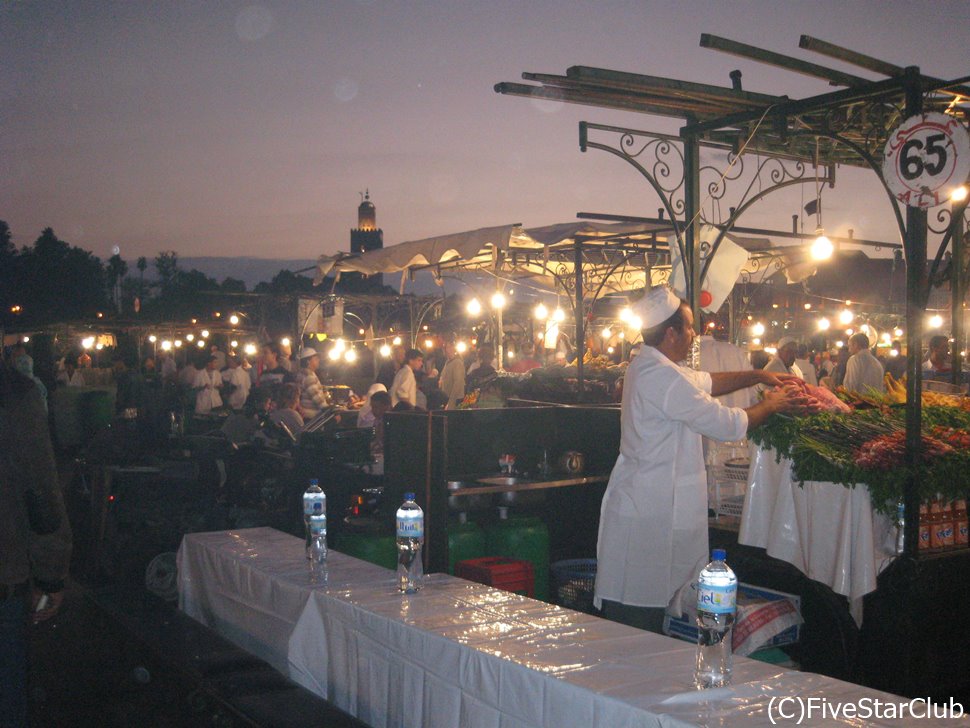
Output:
top-left (699, 335), bottom-right (754, 408)
top-left (391, 365), bottom-right (417, 408)
top-left (594, 346), bottom-right (747, 610)
top-left (193, 368), bottom-right (223, 414)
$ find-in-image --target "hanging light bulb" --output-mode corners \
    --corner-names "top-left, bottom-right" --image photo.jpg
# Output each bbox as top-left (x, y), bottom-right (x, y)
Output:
top-left (344, 349), bottom-right (357, 363)
top-left (818, 317), bottom-right (831, 331)
top-left (929, 314), bottom-right (944, 329)
top-left (490, 292), bottom-right (506, 310)
top-left (466, 298), bottom-right (482, 316)
top-left (456, 341), bottom-right (467, 354)
top-left (534, 303), bottom-right (548, 320)
top-left (619, 307), bottom-right (633, 323)
top-left (379, 344), bottom-right (392, 358)
top-left (811, 228), bottom-right (834, 261)
top-left (951, 185), bottom-right (969, 203)
top-left (552, 307), bottom-right (566, 323)
top-left (392, 336), bottom-right (402, 346)
top-left (839, 309), bottom-right (854, 325)
top-left (601, 326), bottom-right (612, 339)
top-left (751, 322), bottom-right (766, 337)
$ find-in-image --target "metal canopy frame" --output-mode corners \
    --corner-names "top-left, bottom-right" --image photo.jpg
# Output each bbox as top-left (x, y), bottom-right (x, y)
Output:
top-left (495, 34), bottom-right (970, 560)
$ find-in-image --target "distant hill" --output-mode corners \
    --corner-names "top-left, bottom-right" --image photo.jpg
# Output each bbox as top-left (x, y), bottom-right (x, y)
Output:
top-left (178, 256), bottom-right (318, 289)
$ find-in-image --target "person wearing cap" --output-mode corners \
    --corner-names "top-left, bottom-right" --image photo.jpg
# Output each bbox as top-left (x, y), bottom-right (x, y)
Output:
top-left (357, 382), bottom-right (388, 428)
top-left (594, 286), bottom-right (810, 633)
top-left (765, 337), bottom-right (804, 380)
top-left (296, 347), bottom-right (328, 420)
top-left (843, 333), bottom-right (885, 394)
top-left (391, 348), bottom-right (424, 409)
top-left (193, 354), bottom-right (224, 414)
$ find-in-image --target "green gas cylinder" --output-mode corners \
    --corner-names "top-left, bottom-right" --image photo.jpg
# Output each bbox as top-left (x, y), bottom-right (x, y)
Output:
top-left (333, 516), bottom-right (397, 571)
top-left (485, 507), bottom-right (550, 601)
top-left (446, 513), bottom-right (487, 575)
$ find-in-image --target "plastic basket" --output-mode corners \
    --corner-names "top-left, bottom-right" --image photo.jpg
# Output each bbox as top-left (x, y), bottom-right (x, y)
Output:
top-left (551, 559), bottom-right (597, 613)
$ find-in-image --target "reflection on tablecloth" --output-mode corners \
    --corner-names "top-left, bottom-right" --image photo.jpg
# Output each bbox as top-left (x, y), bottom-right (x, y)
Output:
top-left (180, 528), bottom-right (953, 728)
top-left (739, 446), bottom-right (897, 625)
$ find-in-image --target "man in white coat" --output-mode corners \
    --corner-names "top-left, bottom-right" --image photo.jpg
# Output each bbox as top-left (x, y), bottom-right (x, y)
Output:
top-left (193, 355), bottom-right (224, 415)
top-left (391, 348), bottom-right (423, 409)
top-left (594, 287), bottom-right (809, 632)
top-left (843, 333), bottom-right (885, 394)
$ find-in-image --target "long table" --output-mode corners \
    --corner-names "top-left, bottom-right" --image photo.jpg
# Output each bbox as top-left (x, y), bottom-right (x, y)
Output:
top-left (178, 528), bottom-right (955, 727)
top-left (739, 446), bottom-right (896, 625)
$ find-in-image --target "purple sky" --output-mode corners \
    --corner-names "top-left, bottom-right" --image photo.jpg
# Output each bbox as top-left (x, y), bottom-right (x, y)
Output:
top-left (2, 1), bottom-right (968, 264)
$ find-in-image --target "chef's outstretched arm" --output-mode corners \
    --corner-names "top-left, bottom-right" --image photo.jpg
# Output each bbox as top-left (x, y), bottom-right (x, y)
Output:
top-left (710, 369), bottom-right (800, 397)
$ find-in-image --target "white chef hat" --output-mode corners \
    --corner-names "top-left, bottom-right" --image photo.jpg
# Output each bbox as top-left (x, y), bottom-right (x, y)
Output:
top-left (777, 336), bottom-right (798, 350)
top-left (630, 286), bottom-right (682, 328)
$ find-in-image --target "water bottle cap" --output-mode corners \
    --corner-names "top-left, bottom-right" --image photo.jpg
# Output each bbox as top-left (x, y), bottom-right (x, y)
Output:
top-left (712, 548), bottom-right (726, 562)
top-left (404, 492), bottom-right (415, 501)
top-left (309, 478), bottom-right (319, 486)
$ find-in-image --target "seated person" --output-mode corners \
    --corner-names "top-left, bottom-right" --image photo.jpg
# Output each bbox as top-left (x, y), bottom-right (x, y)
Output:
top-left (365, 390), bottom-right (391, 475)
top-left (269, 382), bottom-right (305, 439)
top-left (368, 391), bottom-right (392, 456)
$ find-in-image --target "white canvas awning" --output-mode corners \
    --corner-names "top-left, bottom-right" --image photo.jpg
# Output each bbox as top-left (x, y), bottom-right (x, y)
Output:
top-left (314, 221), bottom-right (672, 286)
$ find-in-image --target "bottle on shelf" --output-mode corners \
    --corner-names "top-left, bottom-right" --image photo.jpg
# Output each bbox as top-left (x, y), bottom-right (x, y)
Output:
top-left (694, 548), bottom-right (737, 690)
top-left (954, 500), bottom-right (969, 548)
top-left (303, 478), bottom-right (326, 560)
top-left (396, 492), bottom-right (424, 594)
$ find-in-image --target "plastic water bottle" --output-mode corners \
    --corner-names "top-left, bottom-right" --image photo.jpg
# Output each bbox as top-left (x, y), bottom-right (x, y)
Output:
top-left (396, 492), bottom-right (424, 593)
top-left (308, 511), bottom-right (327, 565)
top-left (303, 479), bottom-right (326, 560)
top-left (895, 501), bottom-right (906, 555)
top-left (694, 548), bottom-right (737, 689)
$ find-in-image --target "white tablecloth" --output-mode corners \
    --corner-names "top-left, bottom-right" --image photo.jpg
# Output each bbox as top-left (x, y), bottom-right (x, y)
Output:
top-left (178, 528), bottom-right (957, 727)
top-left (739, 446), bottom-right (897, 625)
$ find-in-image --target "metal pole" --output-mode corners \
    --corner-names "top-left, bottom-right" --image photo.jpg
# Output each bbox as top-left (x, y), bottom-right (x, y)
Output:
top-left (495, 277), bottom-right (504, 372)
top-left (682, 132), bottom-right (702, 315)
top-left (574, 239), bottom-right (585, 398)
top-left (950, 202), bottom-right (967, 385)
top-left (902, 66), bottom-right (924, 559)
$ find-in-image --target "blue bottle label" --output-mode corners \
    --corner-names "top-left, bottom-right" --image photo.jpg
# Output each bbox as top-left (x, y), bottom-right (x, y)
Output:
top-left (697, 582), bottom-right (737, 614)
top-left (397, 516), bottom-right (423, 539)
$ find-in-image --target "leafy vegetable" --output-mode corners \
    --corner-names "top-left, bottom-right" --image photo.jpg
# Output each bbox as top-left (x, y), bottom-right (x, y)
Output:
top-left (749, 406), bottom-right (970, 513)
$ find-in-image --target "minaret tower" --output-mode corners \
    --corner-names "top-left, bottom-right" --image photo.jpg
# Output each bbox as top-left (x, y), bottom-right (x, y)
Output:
top-left (350, 189), bottom-right (384, 290)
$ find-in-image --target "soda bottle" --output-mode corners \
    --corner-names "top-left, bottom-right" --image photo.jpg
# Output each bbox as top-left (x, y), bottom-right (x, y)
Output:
top-left (918, 503), bottom-right (930, 551)
top-left (303, 479), bottom-right (326, 560)
top-left (929, 499), bottom-right (944, 551)
top-left (694, 548), bottom-right (737, 689)
top-left (954, 500), bottom-right (969, 548)
top-left (396, 492), bottom-right (424, 594)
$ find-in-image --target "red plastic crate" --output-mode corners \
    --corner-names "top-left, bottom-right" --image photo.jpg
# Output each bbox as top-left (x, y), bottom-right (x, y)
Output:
top-left (455, 556), bottom-right (535, 598)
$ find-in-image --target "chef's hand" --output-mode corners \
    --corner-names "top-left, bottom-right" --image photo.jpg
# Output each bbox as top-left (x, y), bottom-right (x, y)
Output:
top-left (763, 384), bottom-right (819, 415)
top-left (758, 371), bottom-right (804, 389)
top-left (31, 588), bottom-right (64, 623)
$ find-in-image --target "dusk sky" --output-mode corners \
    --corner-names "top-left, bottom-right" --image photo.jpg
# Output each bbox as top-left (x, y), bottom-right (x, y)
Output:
top-left (3, 1), bottom-right (968, 264)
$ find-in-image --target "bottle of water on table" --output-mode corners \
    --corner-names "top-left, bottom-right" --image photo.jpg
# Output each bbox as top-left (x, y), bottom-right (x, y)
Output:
top-left (309, 511), bottom-right (327, 566)
top-left (303, 478), bottom-right (326, 560)
top-left (694, 548), bottom-right (737, 689)
top-left (396, 492), bottom-right (424, 594)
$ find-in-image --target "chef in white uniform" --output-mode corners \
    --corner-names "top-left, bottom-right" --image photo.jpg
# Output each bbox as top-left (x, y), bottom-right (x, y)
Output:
top-left (594, 286), bottom-right (808, 632)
